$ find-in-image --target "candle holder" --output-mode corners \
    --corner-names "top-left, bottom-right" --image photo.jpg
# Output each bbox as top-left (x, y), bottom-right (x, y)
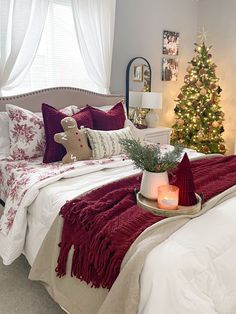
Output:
top-left (136, 192), bottom-right (202, 217)
top-left (157, 185), bottom-right (179, 210)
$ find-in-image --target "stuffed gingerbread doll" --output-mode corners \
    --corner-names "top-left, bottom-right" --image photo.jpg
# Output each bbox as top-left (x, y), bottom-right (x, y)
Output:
top-left (54, 117), bottom-right (92, 163)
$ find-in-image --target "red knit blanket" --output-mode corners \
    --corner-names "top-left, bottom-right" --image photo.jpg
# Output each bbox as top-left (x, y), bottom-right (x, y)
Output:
top-left (56, 155), bottom-right (236, 289)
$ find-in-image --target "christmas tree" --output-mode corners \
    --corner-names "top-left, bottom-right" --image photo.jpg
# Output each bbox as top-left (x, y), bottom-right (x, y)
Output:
top-left (171, 42), bottom-right (226, 154)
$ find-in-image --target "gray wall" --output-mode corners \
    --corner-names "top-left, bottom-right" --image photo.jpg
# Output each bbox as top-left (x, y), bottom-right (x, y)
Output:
top-left (198, 0), bottom-right (236, 153)
top-left (110, 0), bottom-right (199, 127)
top-left (111, 0), bottom-right (236, 153)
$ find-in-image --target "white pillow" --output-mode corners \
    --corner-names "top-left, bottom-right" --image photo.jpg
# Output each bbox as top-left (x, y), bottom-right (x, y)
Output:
top-left (85, 126), bottom-right (134, 159)
top-left (6, 104), bottom-right (46, 160)
top-left (0, 112), bottom-right (10, 158)
top-left (124, 119), bottom-right (146, 141)
top-left (59, 105), bottom-right (79, 115)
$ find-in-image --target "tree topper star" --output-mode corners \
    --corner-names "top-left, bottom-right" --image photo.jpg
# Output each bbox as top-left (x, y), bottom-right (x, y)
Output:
top-left (197, 26), bottom-right (207, 43)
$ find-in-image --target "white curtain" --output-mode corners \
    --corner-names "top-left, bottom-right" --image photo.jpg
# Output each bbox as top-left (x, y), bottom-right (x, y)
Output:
top-left (0, 0), bottom-right (49, 95)
top-left (71, 0), bottom-right (116, 94)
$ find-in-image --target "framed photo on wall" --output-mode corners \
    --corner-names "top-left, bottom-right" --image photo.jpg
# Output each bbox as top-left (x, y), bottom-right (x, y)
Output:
top-left (163, 30), bottom-right (179, 56)
top-left (132, 64), bottom-right (143, 82)
top-left (162, 58), bottom-right (178, 81)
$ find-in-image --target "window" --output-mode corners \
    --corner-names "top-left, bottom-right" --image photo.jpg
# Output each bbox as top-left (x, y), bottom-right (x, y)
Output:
top-left (5, 0), bottom-right (97, 95)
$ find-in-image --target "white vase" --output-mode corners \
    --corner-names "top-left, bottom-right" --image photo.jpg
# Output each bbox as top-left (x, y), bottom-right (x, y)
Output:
top-left (140, 170), bottom-right (169, 200)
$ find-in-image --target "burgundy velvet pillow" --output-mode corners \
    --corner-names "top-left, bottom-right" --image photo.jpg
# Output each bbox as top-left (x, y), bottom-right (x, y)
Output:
top-left (42, 103), bottom-right (93, 163)
top-left (87, 102), bottom-right (126, 131)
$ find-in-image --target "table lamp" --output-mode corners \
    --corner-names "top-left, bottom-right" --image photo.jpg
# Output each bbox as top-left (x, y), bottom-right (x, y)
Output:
top-left (129, 91), bottom-right (143, 108)
top-left (142, 92), bottom-right (162, 127)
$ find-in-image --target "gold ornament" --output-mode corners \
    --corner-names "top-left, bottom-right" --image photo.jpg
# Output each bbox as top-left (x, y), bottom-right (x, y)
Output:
top-left (196, 80), bottom-right (202, 88)
top-left (187, 65), bottom-right (192, 73)
top-left (178, 118), bottom-right (184, 126)
top-left (212, 121), bottom-right (219, 128)
top-left (197, 129), bottom-right (205, 140)
top-left (212, 105), bottom-right (218, 112)
top-left (178, 93), bottom-right (184, 100)
top-left (200, 88), bottom-right (207, 96)
top-left (220, 112), bottom-right (225, 117)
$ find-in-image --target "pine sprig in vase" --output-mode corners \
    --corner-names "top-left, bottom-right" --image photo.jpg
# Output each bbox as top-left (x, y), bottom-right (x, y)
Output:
top-left (120, 139), bottom-right (183, 199)
top-left (120, 139), bottom-right (183, 172)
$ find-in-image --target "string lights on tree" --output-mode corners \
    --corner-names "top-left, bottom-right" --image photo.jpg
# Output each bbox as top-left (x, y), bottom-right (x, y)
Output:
top-left (171, 42), bottom-right (226, 154)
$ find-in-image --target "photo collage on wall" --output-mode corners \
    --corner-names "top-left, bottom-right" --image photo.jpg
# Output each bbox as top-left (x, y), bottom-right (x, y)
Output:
top-left (162, 30), bottom-right (179, 81)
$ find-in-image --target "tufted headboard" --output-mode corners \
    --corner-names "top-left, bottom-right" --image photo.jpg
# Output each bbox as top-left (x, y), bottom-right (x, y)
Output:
top-left (0, 86), bottom-right (124, 112)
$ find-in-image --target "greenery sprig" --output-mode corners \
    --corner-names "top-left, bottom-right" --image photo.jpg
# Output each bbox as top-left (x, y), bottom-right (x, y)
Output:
top-left (120, 139), bottom-right (183, 172)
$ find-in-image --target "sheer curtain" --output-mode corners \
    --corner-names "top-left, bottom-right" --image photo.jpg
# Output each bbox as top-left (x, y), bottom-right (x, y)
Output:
top-left (17, 0), bottom-right (97, 94)
top-left (71, 0), bottom-right (116, 94)
top-left (0, 0), bottom-right (49, 96)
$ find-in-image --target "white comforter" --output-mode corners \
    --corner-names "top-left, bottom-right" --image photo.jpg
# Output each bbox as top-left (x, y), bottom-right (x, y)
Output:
top-left (139, 196), bottom-right (236, 314)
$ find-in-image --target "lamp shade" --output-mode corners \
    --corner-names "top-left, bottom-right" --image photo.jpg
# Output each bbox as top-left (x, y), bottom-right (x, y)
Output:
top-left (129, 91), bottom-right (143, 108)
top-left (142, 92), bottom-right (162, 109)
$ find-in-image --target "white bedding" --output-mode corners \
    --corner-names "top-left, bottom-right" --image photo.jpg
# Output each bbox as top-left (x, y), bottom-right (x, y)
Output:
top-left (0, 145), bottom-right (203, 265)
top-left (0, 156), bottom-right (135, 265)
top-left (24, 164), bottom-right (140, 265)
top-left (139, 196), bottom-right (236, 314)
top-left (5, 147), bottom-right (236, 314)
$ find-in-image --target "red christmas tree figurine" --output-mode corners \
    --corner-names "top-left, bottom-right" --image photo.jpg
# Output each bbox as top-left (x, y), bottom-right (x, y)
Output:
top-left (175, 153), bottom-right (197, 206)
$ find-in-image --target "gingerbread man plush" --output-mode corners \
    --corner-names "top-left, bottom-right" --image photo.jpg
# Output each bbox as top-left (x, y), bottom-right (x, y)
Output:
top-left (54, 117), bottom-right (92, 163)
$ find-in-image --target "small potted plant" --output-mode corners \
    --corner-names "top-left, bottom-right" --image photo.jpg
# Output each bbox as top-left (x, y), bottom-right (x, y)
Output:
top-left (120, 139), bottom-right (183, 199)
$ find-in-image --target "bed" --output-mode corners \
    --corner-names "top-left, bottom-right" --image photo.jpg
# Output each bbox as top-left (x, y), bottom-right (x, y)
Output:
top-left (1, 87), bottom-right (236, 314)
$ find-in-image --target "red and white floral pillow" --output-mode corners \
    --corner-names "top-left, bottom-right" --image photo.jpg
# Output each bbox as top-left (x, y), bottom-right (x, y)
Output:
top-left (4, 104), bottom-right (80, 160)
top-left (6, 104), bottom-right (45, 160)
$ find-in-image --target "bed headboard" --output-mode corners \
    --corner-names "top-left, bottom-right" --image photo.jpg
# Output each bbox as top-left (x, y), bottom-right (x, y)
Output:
top-left (0, 87), bottom-right (124, 112)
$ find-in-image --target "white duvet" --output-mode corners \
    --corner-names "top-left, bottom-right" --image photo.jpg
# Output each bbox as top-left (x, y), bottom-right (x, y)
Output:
top-left (139, 196), bottom-right (236, 314)
top-left (2, 148), bottom-right (236, 313)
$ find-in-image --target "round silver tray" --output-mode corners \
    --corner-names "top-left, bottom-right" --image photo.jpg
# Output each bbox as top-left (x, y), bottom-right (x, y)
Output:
top-left (136, 192), bottom-right (202, 217)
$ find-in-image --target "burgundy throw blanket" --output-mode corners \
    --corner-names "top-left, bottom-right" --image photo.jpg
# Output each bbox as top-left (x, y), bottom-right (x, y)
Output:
top-left (56, 155), bottom-right (236, 289)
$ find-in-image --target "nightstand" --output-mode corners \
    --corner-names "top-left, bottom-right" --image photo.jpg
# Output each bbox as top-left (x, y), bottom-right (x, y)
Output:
top-left (138, 127), bottom-right (172, 145)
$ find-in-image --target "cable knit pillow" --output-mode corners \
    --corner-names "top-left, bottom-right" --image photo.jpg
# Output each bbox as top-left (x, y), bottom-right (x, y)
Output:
top-left (6, 104), bottom-right (45, 160)
top-left (85, 127), bottom-right (134, 159)
top-left (87, 102), bottom-right (126, 131)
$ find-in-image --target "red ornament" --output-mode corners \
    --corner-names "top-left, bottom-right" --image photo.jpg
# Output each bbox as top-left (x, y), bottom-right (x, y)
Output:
top-left (174, 153), bottom-right (198, 206)
top-left (209, 83), bottom-right (216, 90)
top-left (219, 144), bottom-right (225, 151)
top-left (199, 68), bottom-right (206, 75)
top-left (203, 146), bottom-right (210, 153)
